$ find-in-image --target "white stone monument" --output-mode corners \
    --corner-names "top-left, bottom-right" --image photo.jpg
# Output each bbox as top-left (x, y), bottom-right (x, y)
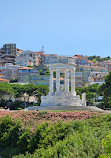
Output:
top-left (41, 58), bottom-right (86, 106)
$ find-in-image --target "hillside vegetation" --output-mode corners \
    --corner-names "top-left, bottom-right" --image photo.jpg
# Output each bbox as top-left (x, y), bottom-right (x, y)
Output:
top-left (0, 111), bottom-right (111, 158)
top-left (88, 55), bottom-right (111, 61)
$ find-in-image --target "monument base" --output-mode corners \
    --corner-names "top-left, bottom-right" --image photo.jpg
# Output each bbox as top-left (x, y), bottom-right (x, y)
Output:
top-left (41, 91), bottom-right (86, 107)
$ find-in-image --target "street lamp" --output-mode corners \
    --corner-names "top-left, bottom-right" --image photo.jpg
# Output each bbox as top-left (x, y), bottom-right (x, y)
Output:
top-left (33, 91), bottom-right (35, 106)
top-left (24, 92), bottom-right (28, 109)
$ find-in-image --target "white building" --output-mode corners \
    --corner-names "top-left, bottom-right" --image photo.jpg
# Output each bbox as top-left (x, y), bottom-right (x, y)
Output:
top-left (15, 51), bottom-right (39, 67)
top-left (88, 72), bottom-right (108, 85)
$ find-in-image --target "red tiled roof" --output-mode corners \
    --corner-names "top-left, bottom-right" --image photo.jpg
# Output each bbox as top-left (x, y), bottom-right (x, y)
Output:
top-left (45, 54), bottom-right (58, 57)
top-left (19, 67), bottom-right (34, 70)
top-left (88, 60), bottom-right (94, 63)
top-left (53, 77), bottom-right (64, 80)
top-left (72, 55), bottom-right (88, 59)
top-left (0, 75), bottom-right (4, 77)
top-left (0, 78), bottom-right (9, 82)
top-left (102, 60), bottom-right (111, 64)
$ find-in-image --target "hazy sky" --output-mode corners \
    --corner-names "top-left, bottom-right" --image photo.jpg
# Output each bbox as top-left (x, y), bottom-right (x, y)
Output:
top-left (0, 0), bottom-right (111, 57)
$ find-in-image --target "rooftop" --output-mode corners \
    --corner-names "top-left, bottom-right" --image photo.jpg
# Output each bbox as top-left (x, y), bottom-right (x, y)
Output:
top-left (78, 65), bottom-right (107, 69)
top-left (72, 55), bottom-right (88, 60)
top-left (0, 78), bottom-right (9, 82)
top-left (19, 67), bottom-right (34, 70)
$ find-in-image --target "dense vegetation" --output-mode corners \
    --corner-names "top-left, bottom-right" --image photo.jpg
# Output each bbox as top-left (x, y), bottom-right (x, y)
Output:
top-left (0, 83), bottom-right (49, 109)
top-left (0, 113), bottom-right (111, 158)
top-left (76, 84), bottom-right (100, 106)
top-left (99, 72), bottom-right (111, 108)
top-left (0, 83), bottom-right (48, 99)
top-left (88, 55), bottom-right (111, 62)
top-left (0, 110), bottom-right (98, 131)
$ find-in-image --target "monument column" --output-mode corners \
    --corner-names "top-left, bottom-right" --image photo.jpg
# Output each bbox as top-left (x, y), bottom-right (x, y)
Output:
top-left (56, 69), bottom-right (60, 91)
top-left (71, 68), bottom-right (76, 96)
top-left (49, 69), bottom-right (53, 95)
top-left (65, 69), bottom-right (69, 91)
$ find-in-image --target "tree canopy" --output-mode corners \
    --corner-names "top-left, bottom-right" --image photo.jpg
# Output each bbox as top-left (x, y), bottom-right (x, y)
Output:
top-left (0, 82), bottom-right (14, 99)
top-left (11, 84), bottom-right (49, 99)
top-left (99, 72), bottom-right (111, 107)
top-left (76, 84), bottom-right (100, 105)
top-left (88, 55), bottom-right (111, 62)
top-left (0, 83), bottom-right (49, 106)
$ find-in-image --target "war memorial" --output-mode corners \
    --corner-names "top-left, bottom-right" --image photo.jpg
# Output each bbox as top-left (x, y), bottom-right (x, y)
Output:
top-left (41, 58), bottom-right (86, 107)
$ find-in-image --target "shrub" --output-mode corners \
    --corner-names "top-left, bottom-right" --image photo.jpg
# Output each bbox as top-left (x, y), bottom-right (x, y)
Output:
top-left (17, 129), bottom-right (31, 153)
top-left (0, 115), bottom-right (14, 138)
top-left (99, 132), bottom-right (111, 158)
top-left (1, 113), bottom-right (111, 158)
top-left (0, 115), bottom-right (22, 148)
top-left (33, 103), bottom-right (39, 106)
top-left (0, 99), bottom-right (7, 108)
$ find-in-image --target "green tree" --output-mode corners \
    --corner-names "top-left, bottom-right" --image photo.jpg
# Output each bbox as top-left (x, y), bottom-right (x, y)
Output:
top-left (0, 82), bottom-right (14, 100)
top-left (40, 69), bottom-right (44, 75)
top-left (11, 84), bottom-right (49, 106)
top-left (35, 85), bottom-right (49, 105)
top-left (100, 72), bottom-right (111, 107)
top-left (76, 84), bottom-right (99, 105)
top-left (11, 84), bottom-right (25, 98)
top-left (10, 77), bottom-right (18, 83)
top-left (53, 71), bottom-right (56, 78)
top-left (45, 70), bottom-right (50, 75)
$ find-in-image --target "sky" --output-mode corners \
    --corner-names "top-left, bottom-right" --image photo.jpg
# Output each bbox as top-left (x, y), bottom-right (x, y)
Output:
top-left (0, 0), bottom-right (111, 57)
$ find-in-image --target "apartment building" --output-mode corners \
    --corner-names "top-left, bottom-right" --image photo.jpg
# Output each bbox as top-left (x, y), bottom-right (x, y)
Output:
top-left (87, 72), bottom-right (108, 86)
top-left (44, 54), bottom-right (59, 64)
top-left (35, 51), bottom-right (45, 65)
top-left (0, 44), bottom-right (16, 67)
top-left (100, 60), bottom-right (111, 72)
top-left (23, 75), bottom-right (49, 85)
top-left (72, 55), bottom-right (89, 66)
top-left (15, 51), bottom-right (45, 67)
top-left (0, 48), bottom-right (5, 57)
top-left (0, 43), bottom-right (19, 66)
top-left (1, 43), bottom-right (16, 55)
top-left (76, 65), bottom-right (108, 83)
top-left (18, 67), bottom-right (39, 82)
top-left (16, 48), bottom-right (22, 56)
top-left (0, 54), bottom-right (16, 67)
top-left (0, 63), bottom-right (21, 80)
top-left (75, 72), bottom-right (83, 87)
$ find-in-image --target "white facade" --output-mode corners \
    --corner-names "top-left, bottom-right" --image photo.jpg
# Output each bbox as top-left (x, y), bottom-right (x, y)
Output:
top-left (15, 51), bottom-right (39, 67)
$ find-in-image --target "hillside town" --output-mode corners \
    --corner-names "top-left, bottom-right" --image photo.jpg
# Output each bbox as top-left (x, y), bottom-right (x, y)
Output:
top-left (0, 43), bottom-right (110, 88)
top-left (1, 0), bottom-right (111, 157)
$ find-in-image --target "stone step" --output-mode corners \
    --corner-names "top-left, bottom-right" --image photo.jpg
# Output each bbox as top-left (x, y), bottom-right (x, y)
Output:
top-left (26, 106), bottom-right (105, 113)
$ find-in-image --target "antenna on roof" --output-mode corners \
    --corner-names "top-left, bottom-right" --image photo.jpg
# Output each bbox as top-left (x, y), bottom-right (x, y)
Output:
top-left (42, 46), bottom-right (44, 51)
